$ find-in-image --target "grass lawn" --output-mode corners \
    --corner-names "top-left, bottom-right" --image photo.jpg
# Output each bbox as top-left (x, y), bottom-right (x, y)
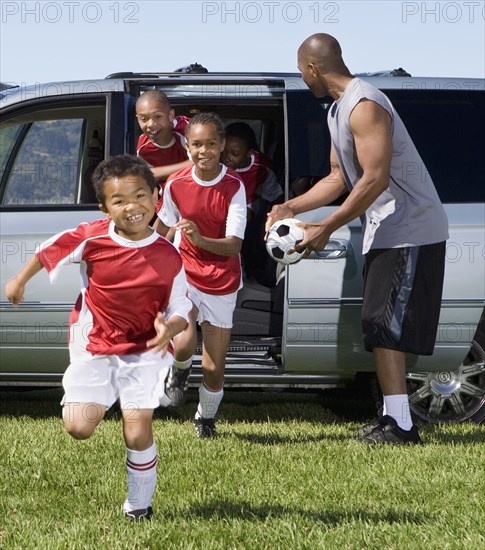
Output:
top-left (1, 388), bottom-right (484, 549)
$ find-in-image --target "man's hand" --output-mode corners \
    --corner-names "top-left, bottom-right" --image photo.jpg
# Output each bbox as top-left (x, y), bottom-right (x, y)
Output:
top-left (292, 222), bottom-right (332, 255)
top-left (265, 204), bottom-right (295, 235)
top-left (147, 312), bottom-right (173, 356)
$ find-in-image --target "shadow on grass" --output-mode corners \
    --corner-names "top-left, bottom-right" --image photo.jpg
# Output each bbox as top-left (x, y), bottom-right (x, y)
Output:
top-left (232, 431), bottom-right (350, 445)
top-left (2, 389), bottom-right (482, 446)
top-left (0, 387), bottom-right (64, 419)
top-left (173, 499), bottom-right (430, 526)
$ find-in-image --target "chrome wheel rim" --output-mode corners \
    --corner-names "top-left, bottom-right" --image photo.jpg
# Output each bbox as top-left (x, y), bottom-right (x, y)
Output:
top-left (407, 340), bottom-right (485, 423)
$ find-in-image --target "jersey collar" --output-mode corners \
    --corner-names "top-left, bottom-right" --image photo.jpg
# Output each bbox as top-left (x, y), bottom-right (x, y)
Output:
top-left (108, 220), bottom-right (159, 247)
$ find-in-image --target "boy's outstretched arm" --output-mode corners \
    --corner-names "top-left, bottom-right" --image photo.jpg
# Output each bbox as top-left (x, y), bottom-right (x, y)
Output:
top-left (4, 254), bottom-right (44, 307)
top-left (147, 312), bottom-right (188, 356)
top-left (151, 160), bottom-right (192, 181)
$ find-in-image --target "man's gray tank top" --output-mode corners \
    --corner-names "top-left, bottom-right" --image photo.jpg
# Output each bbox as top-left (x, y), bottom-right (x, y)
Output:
top-left (327, 78), bottom-right (448, 254)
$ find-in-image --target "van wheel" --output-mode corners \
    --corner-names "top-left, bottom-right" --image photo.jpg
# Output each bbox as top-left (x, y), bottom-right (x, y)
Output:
top-left (406, 338), bottom-right (485, 424)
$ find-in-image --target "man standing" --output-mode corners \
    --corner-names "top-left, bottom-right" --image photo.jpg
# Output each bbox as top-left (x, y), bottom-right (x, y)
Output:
top-left (266, 34), bottom-right (448, 444)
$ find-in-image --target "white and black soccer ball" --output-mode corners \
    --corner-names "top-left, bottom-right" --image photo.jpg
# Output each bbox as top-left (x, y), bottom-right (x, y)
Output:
top-left (266, 218), bottom-right (305, 265)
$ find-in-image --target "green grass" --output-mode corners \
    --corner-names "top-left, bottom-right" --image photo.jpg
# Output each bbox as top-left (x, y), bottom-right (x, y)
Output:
top-left (1, 389), bottom-right (484, 550)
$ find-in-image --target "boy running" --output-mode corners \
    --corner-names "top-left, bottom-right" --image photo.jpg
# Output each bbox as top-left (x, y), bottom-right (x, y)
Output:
top-left (4, 155), bottom-right (192, 520)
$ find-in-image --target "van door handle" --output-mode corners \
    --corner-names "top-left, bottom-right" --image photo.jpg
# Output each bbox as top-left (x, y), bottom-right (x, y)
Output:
top-left (306, 239), bottom-right (352, 260)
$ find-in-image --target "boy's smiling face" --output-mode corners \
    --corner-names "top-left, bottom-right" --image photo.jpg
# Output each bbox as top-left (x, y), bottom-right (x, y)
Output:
top-left (136, 99), bottom-right (175, 146)
top-left (223, 136), bottom-right (251, 170)
top-left (100, 175), bottom-right (157, 241)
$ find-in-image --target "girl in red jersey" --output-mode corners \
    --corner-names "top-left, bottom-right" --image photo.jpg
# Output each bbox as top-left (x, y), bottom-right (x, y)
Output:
top-left (155, 112), bottom-right (247, 438)
top-left (4, 155), bottom-right (192, 521)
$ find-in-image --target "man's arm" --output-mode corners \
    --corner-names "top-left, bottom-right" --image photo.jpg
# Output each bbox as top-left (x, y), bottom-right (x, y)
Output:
top-left (295, 99), bottom-right (393, 252)
top-left (265, 146), bottom-right (347, 232)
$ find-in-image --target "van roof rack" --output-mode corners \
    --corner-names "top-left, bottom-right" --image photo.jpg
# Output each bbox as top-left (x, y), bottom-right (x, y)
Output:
top-left (105, 63), bottom-right (209, 79)
top-left (105, 66), bottom-right (411, 80)
top-left (355, 68), bottom-right (411, 77)
top-left (173, 63), bottom-right (208, 74)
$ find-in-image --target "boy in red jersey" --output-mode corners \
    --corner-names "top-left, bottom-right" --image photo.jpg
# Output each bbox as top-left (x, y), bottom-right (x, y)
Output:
top-left (223, 121), bottom-right (283, 283)
top-left (223, 121), bottom-right (282, 218)
top-left (4, 155), bottom-right (192, 521)
top-left (136, 90), bottom-right (192, 184)
top-left (155, 113), bottom-right (247, 438)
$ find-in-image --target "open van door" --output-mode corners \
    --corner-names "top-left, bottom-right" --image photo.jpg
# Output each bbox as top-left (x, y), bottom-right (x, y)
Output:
top-left (282, 82), bottom-right (371, 381)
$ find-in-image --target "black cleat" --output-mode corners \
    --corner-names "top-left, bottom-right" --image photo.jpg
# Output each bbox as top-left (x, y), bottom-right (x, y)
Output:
top-left (194, 416), bottom-right (217, 438)
top-left (357, 415), bottom-right (422, 445)
top-left (165, 365), bottom-right (192, 407)
top-left (125, 506), bottom-right (153, 522)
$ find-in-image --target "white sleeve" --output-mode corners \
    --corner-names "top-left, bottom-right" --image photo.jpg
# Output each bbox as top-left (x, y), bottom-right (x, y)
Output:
top-left (257, 168), bottom-right (283, 203)
top-left (157, 181), bottom-right (180, 227)
top-left (164, 265), bottom-right (192, 323)
top-left (226, 182), bottom-right (247, 239)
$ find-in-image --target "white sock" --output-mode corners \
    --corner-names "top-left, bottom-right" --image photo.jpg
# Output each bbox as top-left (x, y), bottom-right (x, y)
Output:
top-left (383, 394), bottom-right (413, 431)
top-left (123, 442), bottom-right (157, 513)
top-left (173, 357), bottom-right (192, 370)
top-left (196, 384), bottom-right (224, 419)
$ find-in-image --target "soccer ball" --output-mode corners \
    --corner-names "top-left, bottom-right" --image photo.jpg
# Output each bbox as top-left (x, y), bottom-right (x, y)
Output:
top-left (266, 218), bottom-right (305, 265)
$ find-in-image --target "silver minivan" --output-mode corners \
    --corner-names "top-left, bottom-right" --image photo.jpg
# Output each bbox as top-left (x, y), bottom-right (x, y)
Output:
top-left (1, 72), bottom-right (484, 423)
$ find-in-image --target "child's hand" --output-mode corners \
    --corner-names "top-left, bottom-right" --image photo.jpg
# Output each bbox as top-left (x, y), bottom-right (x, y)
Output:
top-left (4, 277), bottom-right (25, 307)
top-left (175, 218), bottom-right (202, 247)
top-left (147, 312), bottom-right (173, 356)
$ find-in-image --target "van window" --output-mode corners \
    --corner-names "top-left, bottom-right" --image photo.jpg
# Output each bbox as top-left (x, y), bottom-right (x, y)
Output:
top-left (286, 90), bottom-right (331, 183)
top-left (388, 90), bottom-right (485, 204)
top-left (0, 103), bottom-right (107, 206)
top-left (2, 119), bottom-right (83, 205)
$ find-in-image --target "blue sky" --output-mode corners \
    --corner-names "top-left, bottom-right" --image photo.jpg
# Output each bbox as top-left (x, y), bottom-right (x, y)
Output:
top-left (1, 0), bottom-right (484, 86)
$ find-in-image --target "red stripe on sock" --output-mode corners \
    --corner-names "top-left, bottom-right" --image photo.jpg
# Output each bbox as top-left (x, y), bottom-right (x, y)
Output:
top-left (126, 456), bottom-right (158, 472)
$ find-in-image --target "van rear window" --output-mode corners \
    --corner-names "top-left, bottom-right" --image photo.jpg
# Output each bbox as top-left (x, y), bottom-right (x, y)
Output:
top-left (387, 89), bottom-right (485, 204)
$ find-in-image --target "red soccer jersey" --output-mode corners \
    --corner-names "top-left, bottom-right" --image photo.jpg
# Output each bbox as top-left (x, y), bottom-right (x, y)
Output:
top-left (233, 152), bottom-right (282, 207)
top-left (36, 219), bottom-right (191, 357)
top-left (136, 115), bottom-right (190, 168)
top-left (158, 165), bottom-right (247, 295)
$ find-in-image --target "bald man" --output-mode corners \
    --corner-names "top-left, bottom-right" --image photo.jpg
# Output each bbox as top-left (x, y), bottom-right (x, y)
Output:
top-left (266, 34), bottom-right (448, 444)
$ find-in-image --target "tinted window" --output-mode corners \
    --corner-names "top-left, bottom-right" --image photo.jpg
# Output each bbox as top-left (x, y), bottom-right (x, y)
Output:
top-left (0, 124), bottom-right (22, 172)
top-left (2, 119), bottom-right (83, 205)
top-left (0, 102), bottom-right (108, 206)
top-left (387, 90), bottom-right (485, 204)
top-left (286, 91), bottom-right (331, 182)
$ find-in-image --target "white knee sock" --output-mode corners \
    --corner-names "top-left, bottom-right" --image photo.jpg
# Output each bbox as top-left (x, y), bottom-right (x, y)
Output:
top-left (173, 357), bottom-right (192, 370)
top-left (383, 394), bottom-right (413, 431)
top-left (123, 442), bottom-right (157, 513)
top-left (196, 384), bottom-right (224, 419)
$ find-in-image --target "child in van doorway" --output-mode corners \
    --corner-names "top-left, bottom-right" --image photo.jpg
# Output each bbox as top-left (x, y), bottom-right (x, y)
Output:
top-left (223, 121), bottom-right (283, 284)
top-left (136, 90), bottom-right (192, 210)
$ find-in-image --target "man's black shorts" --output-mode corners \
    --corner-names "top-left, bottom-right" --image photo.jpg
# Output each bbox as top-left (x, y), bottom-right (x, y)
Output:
top-left (362, 241), bottom-right (446, 355)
